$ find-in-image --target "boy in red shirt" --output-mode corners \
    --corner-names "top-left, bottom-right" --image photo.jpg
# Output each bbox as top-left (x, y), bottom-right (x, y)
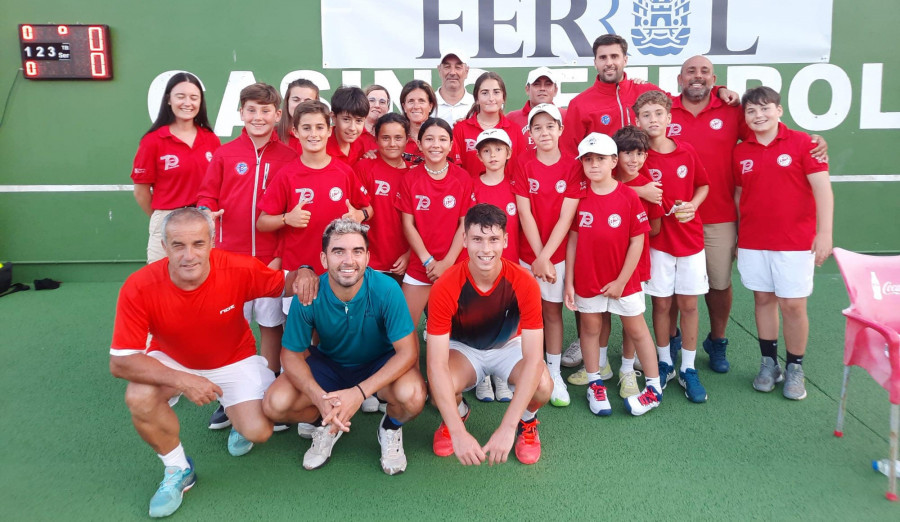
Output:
top-left (564, 133), bottom-right (663, 416)
top-left (471, 128), bottom-right (520, 402)
top-left (512, 103), bottom-right (584, 407)
top-left (257, 100), bottom-right (372, 312)
top-left (733, 86), bottom-right (833, 400)
top-left (326, 86), bottom-right (369, 167)
top-left (634, 91), bottom-right (711, 404)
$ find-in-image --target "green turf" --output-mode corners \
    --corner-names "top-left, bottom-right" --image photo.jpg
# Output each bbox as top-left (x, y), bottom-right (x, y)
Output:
top-left (1, 265), bottom-right (897, 519)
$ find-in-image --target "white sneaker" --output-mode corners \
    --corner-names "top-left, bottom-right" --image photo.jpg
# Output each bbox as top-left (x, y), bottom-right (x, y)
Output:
top-left (297, 422), bottom-right (316, 439)
top-left (475, 375), bottom-right (495, 402)
top-left (377, 417), bottom-right (407, 475)
top-left (361, 395), bottom-right (380, 413)
top-left (586, 380), bottom-right (612, 416)
top-left (303, 425), bottom-right (343, 470)
top-left (561, 340), bottom-right (583, 367)
top-left (550, 373), bottom-right (570, 407)
top-left (492, 376), bottom-right (513, 402)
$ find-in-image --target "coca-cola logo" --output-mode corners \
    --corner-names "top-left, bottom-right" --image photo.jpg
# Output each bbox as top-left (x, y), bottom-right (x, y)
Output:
top-left (883, 282), bottom-right (900, 295)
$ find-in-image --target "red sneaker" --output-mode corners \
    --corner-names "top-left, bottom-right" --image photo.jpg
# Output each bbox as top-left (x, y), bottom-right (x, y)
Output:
top-left (514, 418), bottom-right (541, 464)
top-left (432, 408), bottom-right (470, 457)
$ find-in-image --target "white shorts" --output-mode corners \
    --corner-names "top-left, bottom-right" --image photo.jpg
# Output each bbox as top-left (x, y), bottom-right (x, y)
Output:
top-left (644, 249), bottom-right (709, 297)
top-left (575, 291), bottom-right (646, 316)
top-left (737, 248), bottom-right (815, 298)
top-left (148, 351), bottom-right (275, 408)
top-left (402, 273), bottom-right (432, 286)
top-left (519, 259), bottom-right (565, 303)
top-left (450, 336), bottom-right (524, 391)
top-left (147, 209), bottom-right (175, 263)
top-left (243, 297), bottom-right (285, 327)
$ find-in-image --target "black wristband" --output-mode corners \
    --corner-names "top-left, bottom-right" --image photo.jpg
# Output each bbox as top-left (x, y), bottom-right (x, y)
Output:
top-left (356, 384), bottom-right (367, 400)
top-left (361, 208), bottom-right (370, 221)
top-left (299, 264), bottom-right (315, 272)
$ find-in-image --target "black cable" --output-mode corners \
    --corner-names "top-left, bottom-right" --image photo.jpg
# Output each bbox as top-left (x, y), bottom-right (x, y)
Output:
top-left (0, 69), bottom-right (23, 128)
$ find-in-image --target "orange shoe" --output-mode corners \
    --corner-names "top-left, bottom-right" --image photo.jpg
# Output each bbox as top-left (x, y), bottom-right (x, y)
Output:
top-left (514, 418), bottom-right (541, 464)
top-left (432, 407), bottom-right (470, 457)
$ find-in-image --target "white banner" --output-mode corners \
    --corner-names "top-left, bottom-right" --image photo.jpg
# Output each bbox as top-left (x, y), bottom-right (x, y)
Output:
top-left (321, 0), bottom-right (832, 69)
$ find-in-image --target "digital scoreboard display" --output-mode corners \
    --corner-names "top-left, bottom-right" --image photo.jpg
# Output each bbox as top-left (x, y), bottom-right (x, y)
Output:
top-left (19, 24), bottom-right (112, 80)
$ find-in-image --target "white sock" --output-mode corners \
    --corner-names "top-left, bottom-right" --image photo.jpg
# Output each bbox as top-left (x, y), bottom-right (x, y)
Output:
top-left (621, 357), bottom-right (635, 374)
top-left (587, 371), bottom-right (602, 384)
top-left (457, 400), bottom-right (469, 417)
top-left (158, 443), bottom-right (189, 470)
top-left (546, 353), bottom-right (561, 375)
top-left (657, 344), bottom-right (672, 365)
top-left (646, 376), bottom-right (662, 392)
top-left (681, 349), bottom-right (696, 371)
top-left (521, 409), bottom-right (536, 422)
top-left (598, 346), bottom-right (609, 367)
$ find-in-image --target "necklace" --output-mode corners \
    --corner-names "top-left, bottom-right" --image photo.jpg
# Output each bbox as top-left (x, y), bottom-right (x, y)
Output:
top-left (424, 162), bottom-right (449, 176)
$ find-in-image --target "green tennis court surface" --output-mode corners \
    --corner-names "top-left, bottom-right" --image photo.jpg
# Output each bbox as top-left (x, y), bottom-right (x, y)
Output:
top-left (1, 262), bottom-right (896, 519)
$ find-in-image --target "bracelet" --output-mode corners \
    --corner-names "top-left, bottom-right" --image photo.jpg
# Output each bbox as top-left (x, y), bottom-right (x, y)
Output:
top-left (361, 208), bottom-right (369, 221)
top-left (356, 384), bottom-right (367, 400)
top-left (423, 256), bottom-right (434, 266)
top-left (299, 264), bottom-right (315, 272)
top-left (281, 213), bottom-right (286, 224)
top-left (197, 205), bottom-right (210, 211)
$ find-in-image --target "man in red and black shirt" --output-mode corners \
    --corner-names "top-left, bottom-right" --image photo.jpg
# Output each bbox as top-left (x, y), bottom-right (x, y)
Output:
top-left (427, 204), bottom-right (552, 466)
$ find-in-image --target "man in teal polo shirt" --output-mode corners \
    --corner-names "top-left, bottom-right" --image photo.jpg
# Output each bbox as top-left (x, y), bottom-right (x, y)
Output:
top-left (262, 218), bottom-right (426, 475)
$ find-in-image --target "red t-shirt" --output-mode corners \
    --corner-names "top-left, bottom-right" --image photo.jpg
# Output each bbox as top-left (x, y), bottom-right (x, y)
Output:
top-left (354, 156), bottom-right (410, 271)
top-left (618, 171), bottom-right (664, 282)
top-left (645, 140), bottom-right (710, 257)
top-left (571, 182), bottom-right (650, 298)
top-left (258, 157), bottom-right (371, 272)
top-left (668, 89), bottom-right (748, 224)
top-left (326, 133), bottom-right (365, 167)
top-left (111, 249), bottom-right (284, 370)
top-left (427, 258), bottom-right (543, 350)
top-left (506, 101), bottom-right (568, 151)
top-left (510, 150), bottom-right (585, 264)
top-left (560, 74), bottom-right (661, 157)
top-left (131, 126), bottom-right (221, 210)
top-left (473, 176), bottom-right (520, 262)
top-left (732, 123), bottom-right (829, 251)
top-left (196, 130), bottom-right (297, 264)
top-left (394, 164), bottom-right (475, 282)
top-left (450, 113), bottom-right (528, 177)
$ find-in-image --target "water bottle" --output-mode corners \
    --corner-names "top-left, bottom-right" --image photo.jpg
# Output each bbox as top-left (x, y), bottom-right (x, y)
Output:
top-left (872, 459), bottom-right (900, 478)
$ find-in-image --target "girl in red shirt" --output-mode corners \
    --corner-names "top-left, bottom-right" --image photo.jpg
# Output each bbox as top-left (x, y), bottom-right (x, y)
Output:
top-left (399, 80), bottom-right (437, 163)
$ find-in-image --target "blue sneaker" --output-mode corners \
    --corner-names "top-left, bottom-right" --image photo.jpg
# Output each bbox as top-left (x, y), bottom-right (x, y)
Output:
top-left (227, 428), bottom-right (254, 457)
top-left (678, 368), bottom-right (708, 403)
top-left (669, 328), bottom-right (682, 368)
top-left (658, 361), bottom-right (676, 390)
top-left (149, 457), bottom-right (196, 518)
top-left (702, 334), bottom-right (730, 373)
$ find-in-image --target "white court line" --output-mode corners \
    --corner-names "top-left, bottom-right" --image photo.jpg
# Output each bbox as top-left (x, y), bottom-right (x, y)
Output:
top-left (1, 176), bottom-right (900, 192)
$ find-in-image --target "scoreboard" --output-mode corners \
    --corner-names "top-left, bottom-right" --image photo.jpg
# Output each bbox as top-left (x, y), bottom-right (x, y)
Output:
top-left (19, 24), bottom-right (112, 80)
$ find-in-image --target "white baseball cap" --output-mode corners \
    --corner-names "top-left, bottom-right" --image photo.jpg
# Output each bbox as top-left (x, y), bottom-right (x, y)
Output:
top-left (475, 128), bottom-right (512, 149)
top-left (576, 132), bottom-right (618, 159)
top-left (527, 103), bottom-right (563, 127)
top-left (526, 67), bottom-right (559, 87)
top-left (440, 50), bottom-right (469, 65)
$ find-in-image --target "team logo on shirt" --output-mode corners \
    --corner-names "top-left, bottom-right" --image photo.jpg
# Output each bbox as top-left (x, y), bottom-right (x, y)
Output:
top-left (676, 165), bottom-right (688, 178)
top-left (329, 187), bottom-right (343, 201)
top-left (160, 155), bottom-right (180, 171)
top-left (506, 202), bottom-right (517, 216)
top-left (777, 154), bottom-right (793, 167)
top-left (415, 195), bottom-right (431, 210)
top-left (667, 123), bottom-right (682, 136)
top-left (374, 180), bottom-right (391, 196)
top-left (579, 211), bottom-right (594, 228)
top-left (740, 159), bottom-right (754, 174)
top-left (528, 178), bottom-right (540, 194)
top-left (443, 195), bottom-right (457, 208)
top-left (205, 151), bottom-right (213, 161)
top-left (710, 118), bottom-right (723, 130)
top-left (608, 214), bottom-right (622, 228)
top-left (555, 180), bottom-right (567, 193)
top-left (601, 114), bottom-right (611, 125)
top-left (465, 139), bottom-right (477, 152)
top-left (295, 188), bottom-right (314, 204)
top-left (235, 162), bottom-right (249, 175)
top-left (649, 169), bottom-right (663, 182)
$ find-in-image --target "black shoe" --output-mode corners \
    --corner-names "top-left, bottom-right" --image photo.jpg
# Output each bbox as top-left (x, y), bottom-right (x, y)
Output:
top-left (208, 403), bottom-right (231, 430)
